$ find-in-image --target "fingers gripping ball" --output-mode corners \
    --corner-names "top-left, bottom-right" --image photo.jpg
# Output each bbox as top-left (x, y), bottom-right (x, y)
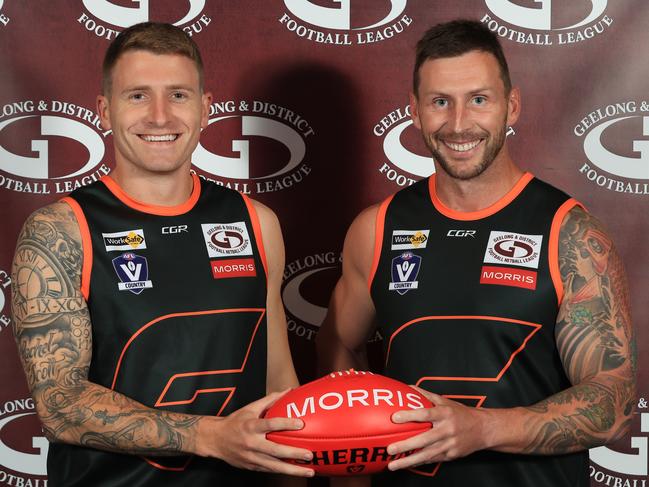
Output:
top-left (265, 370), bottom-right (432, 476)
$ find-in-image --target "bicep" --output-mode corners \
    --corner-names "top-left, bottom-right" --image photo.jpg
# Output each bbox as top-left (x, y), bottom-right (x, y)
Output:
top-left (555, 206), bottom-right (635, 385)
top-left (11, 203), bottom-right (92, 408)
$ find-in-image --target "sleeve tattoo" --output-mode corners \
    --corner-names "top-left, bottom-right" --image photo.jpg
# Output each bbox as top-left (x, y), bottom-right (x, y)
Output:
top-left (11, 204), bottom-right (202, 456)
top-left (521, 206), bottom-right (636, 454)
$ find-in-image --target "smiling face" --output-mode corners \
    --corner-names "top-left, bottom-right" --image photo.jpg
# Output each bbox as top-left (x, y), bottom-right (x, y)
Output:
top-left (410, 50), bottom-right (520, 181)
top-left (97, 50), bottom-right (211, 177)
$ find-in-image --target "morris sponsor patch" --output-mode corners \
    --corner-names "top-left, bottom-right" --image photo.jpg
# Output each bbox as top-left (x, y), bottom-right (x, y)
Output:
top-left (202, 222), bottom-right (253, 258)
top-left (480, 266), bottom-right (537, 290)
top-left (389, 252), bottom-right (421, 295)
top-left (391, 230), bottom-right (430, 250)
top-left (483, 231), bottom-right (543, 269)
top-left (211, 258), bottom-right (257, 279)
top-left (102, 229), bottom-right (146, 251)
top-left (112, 253), bottom-right (152, 294)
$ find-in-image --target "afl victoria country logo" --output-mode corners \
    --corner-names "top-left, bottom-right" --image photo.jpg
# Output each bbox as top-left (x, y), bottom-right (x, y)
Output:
top-left (0, 269), bottom-right (10, 333)
top-left (279, 0), bottom-right (413, 45)
top-left (0, 100), bottom-right (110, 195)
top-left (193, 100), bottom-right (314, 195)
top-left (77, 0), bottom-right (211, 40)
top-left (0, 398), bottom-right (48, 484)
top-left (374, 105), bottom-right (433, 187)
top-left (481, 0), bottom-right (612, 45)
top-left (283, 253), bottom-right (341, 340)
top-left (575, 101), bottom-right (649, 195)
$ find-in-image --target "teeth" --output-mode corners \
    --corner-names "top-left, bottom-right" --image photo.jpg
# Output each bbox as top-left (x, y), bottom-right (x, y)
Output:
top-left (444, 140), bottom-right (480, 152)
top-left (141, 134), bottom-right (177, 142)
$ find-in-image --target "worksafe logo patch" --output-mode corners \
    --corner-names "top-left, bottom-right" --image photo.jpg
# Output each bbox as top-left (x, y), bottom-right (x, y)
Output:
top-left (202, 222), bottom-right (253, 258)
top-left (575, 101), bottom-right (649, 196)
top-left (481, 0), bottom-right (613, 46)
top-left (193, 100), bottom-right (314, 195)
top-left (77, 0), bottom-right (212, 40)
top-left (0, 99), bottom-right (110, 195)
top-left (483, 231), bottom-right (542, 269)
top-left (103, 229), bottom-right (147, 252)
top-left (0, 398), bottom-right (48, 481)
top-left (279, 0), bottom-right (413, 45)
top-left (391, 230), bottom-right (429, 250)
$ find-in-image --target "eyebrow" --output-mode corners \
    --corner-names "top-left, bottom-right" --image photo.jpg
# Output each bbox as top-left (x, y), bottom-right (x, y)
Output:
top-left (422, 86), bottom-right (495, 97)
top-left (121, 85), bottom-right (197, 93)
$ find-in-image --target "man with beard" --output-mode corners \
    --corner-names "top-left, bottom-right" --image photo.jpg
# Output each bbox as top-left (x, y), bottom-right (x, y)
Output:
top-left (316, 20), bottom-right (635, 486)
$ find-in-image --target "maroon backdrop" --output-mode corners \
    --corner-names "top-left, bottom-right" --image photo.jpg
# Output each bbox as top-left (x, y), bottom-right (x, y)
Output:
top-left (0, 2), bottom-right (647, 486)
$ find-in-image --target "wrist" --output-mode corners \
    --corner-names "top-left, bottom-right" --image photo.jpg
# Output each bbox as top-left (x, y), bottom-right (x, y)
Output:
top-left (480, 406), bottom-right (524, 451)
top-left (193, 416), bottom-right (223, 458)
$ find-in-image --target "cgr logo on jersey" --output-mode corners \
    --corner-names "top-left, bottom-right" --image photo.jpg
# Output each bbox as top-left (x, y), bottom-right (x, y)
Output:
top-left (575, 100), bottom-right (649, 196)
top-left (481, 0), bottom-right (613, 46)
top-left (202, 222), bottom-right (253, 258)
top-left (391, 230), bottom-right (429, 250)
top-left (0, 398), bottom-right (48, 484)
top-left (484, 231), bottom-right (542, 269)
top-left (0, 0), bottom-right (10, 27)
top-left (374, 105), bottom-right (434, 187)
top-left (76, 0), bottom-right (212, 40)
top-left (193, 100), bottom-right (314, 195)
top-left (112, 253), bottom-right (153, 294)
top-left (0, 269), bottom-right (10, 334)
top-left (389, 252), bottom-right (421, 294)
top-left (589, 407), bottom-right (649, 486)
top-left (279, 0), bottom-right (413, 46)
top-left (0, 99), bottom-right (110, 195)
top-left (102, 229), bottom-right (147, 251)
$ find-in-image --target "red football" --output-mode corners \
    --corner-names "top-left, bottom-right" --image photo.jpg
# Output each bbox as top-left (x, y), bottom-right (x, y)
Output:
top-left (265, 369), bottom-right (432, 476)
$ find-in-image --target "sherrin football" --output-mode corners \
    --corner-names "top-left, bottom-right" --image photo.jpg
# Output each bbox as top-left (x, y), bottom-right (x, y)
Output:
top-left (265, 369), bottom-right (432, 476)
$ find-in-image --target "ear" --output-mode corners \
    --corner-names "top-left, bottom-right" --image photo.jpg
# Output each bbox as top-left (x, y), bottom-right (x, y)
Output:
top-left (96, 95), bottom-right (112, 131)
top-left (200, 91), bottom-right (212, 130)
top-left (506, 87), bottom-right (521, 127)
top-left (409, 92), bottom-right (421, 130)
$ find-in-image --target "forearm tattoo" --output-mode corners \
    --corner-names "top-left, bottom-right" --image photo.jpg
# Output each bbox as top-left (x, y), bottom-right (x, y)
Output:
top-left (522, 207), bottom-right (636, 454)
top-left (12, 204), bottom-right (201, 456)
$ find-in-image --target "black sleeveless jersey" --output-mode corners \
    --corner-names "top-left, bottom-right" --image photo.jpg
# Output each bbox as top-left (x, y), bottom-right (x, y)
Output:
top-left (369, 173), bottom-right (589, 487)
top-left (51, 174), bottom-right (268, 486)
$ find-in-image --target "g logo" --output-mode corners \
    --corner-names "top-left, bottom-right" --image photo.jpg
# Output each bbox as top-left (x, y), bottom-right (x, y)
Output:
top-left (0, 412), bottom-right (48, 476)
top-left (193, 115), bottom-right (305, 180)
top-left (284, 0), bottom-right (406, 30)
top-left (584, 116), bottom-right (649, 180)
top-left (383, 120), bottom-right (434, 178)
top-left (589, 412), bottom-right (648, 475)
top-left (0, 115), bottom-right (105, 179)
top-left (81, 0), bottom-right (206, 28)
top-left (485, 0), bottom-right (607, 30)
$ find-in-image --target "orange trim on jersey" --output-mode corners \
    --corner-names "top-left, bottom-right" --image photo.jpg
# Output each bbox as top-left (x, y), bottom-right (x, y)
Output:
top-left (367, 195), bottom-right (394, 291)
top-left (386, 315), bottom-right (542, 381)
top-left (60, 197), bottom-right (93, 301)
top-left (242, 194), bottom-right (269, 279)
top-left (549, 198), bottom-right (583, 306)
top-left (110, 308), bottom-right (266, 390)
top-left (100, 173), bottom-right (201, 216)
top-left (428, 172), bottom-right (534, 221)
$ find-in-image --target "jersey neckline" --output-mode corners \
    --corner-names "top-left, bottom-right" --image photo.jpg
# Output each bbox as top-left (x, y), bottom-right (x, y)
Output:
top-left (428, 172), bottom-right (534, 221)
top-left (100, 172), bottom-right (201, 216)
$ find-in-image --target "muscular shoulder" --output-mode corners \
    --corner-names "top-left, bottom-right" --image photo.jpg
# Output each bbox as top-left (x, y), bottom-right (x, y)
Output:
top-left (342, 203), bottom-right (380, 282)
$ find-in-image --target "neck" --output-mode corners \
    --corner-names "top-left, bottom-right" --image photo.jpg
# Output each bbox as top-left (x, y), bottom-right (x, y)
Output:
top-left (434, 154), bottom-right (524, 213)
top-left (110, 164), bottom-right (194, 207)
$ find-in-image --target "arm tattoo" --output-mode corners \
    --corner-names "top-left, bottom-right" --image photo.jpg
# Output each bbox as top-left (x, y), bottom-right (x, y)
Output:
top-left (522, 207), bottom-right (636, 454)
top-left (12, 204), bottom-right (201, 456)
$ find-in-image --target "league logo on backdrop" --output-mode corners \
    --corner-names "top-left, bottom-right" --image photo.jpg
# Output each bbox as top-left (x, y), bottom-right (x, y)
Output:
top-left (0, 398), bottom-right (48, 485)
top-left (374, 105), bottom-right (433, 187)
top-left (77, 0), bottom-right (212, 40)
top-left (481, 0), bottom-right (613, 46)
top-left (192, 100), bottom-right (315, 195)
top-left (0, 99), bottom-right (110, 195)
top-left (589, 404), bottom-right (649, 486)
top-left (574, 100), bottom-right (649, 195)
top-left (0, 269), bottom-right (11, 333)
top-left (0, 0), bottom-right (10, 27)
top-left (282, 252), bottom-right (341, 341)
top-left (279, 0), bottom-right (413, 45)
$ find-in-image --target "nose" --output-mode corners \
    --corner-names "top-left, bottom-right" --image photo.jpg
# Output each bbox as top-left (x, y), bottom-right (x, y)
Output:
top-left (450, 103), bottom-right (471, 134)
top-left (147, 94), bottom-right (171, 126)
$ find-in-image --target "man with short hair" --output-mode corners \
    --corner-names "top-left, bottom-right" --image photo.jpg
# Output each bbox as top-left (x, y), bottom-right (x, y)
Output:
top-left (11, 22), bottom-right (314, 486)
top-left (317, 20), bottom-right (635, 486)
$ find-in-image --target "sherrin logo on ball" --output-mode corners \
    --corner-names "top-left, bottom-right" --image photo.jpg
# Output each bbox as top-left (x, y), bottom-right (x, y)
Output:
top-left (264, 370), bottom-right (432, 476)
